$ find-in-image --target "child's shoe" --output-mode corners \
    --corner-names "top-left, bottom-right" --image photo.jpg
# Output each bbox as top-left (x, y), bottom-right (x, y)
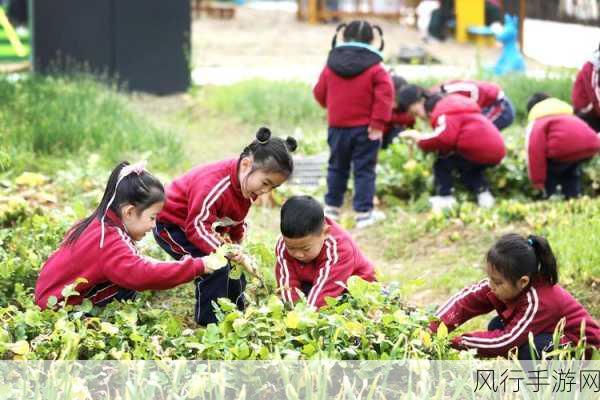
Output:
top-left (355, 209), bottom-right (385, 229)
top-left (324, 205), bottom-right (341, 221)
top-left (477, 191), bottom-right (495, 209)
top-left (429, 195), bottom-right (456, 212)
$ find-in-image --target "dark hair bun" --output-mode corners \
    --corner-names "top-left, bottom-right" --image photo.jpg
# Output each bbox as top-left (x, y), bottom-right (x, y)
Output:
top-left (256, 127), bottom-right (271, 144)
top-left (285, 136), bottom-right (298, 153)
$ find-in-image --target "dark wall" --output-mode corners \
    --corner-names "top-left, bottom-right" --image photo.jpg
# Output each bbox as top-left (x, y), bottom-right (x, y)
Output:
top-left (32, 0), bottom-right (191, 94)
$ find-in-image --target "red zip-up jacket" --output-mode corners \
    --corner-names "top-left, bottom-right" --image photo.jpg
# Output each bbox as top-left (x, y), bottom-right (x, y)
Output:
top-left (418, 95), bottom-right (506, 165)
top-left (526, 114), bottom-right (600, 188)
top-left (275, 218), bottom-right (375, 309)
top-left (441, 80), bottom-right (503, 109)
top-left (430, 279), bottom-right (600, 357)
top-left (35, 210), bottom-right (205, 309)
top-left (572, 61), bottom-right (600, 118)
top-left (313, 45), bottom-right (394, 132)
top-left (157, 159), bottom-right (251, 255)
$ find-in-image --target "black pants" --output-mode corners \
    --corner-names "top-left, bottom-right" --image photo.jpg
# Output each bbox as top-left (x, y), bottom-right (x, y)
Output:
top-left (381, 126), bottom-right (404, 150)
top-left (488, 316), bottom-right (553, 360)
top-left (579, 113), bottom-right (600, 133)
top-left (153, 222), bottom-right (246, 326)
top-left (545, 159), bottom-right (583, 199)
top-left (433, 154), bottom-right (490, 196)
top-left (325, 126), bottom-right (381, 212)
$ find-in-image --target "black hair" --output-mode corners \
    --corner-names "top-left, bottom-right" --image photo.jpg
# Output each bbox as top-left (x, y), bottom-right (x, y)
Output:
top-left (280, 196), bottom-right (325, 239)
top-left (239, 127), bottom-right (297, 179)
top-left (486, 233), bottom-right (558, 286)
top-left (397, 84), bottom-right (427, 112)
top-left (65, 161), bottom-right (165, 245)
top-left (424, 93), bottom-right (444, 114)
top-left (391, 73), bottom-right (408, 92)
top-left (331, 20), bottom-right (384, 51)
top-left (526, 92), bottom-right (551, 113)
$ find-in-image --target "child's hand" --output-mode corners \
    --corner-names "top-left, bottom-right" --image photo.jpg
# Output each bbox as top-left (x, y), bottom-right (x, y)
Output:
top-left (368, 128), bottom-right (384, 141)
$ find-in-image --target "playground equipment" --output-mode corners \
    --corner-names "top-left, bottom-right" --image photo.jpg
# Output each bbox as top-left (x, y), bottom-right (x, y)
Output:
top-left (454, 0), bottom-right (495, 46)
top-left (493, 14), bottom-right (525, 75)
top-left (0, 6), bottom-right (30, 62)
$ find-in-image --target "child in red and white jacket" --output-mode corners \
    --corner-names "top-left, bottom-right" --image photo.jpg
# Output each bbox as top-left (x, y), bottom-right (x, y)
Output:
top-left (154, 127), bottom-right (297, 325)
top-left (313, 20), bottom-right (394, 228)
top-left (381, 73), bottom-right (416, 150)
top-left (439, 79), bottom-right (515, 130)
top-left (430, 233), bottom-right (600, 359)
top-left (35, 161), bottom-right (229, 309)
top-left (526, 93), bottom-right (600, 199)
top-left (398, 87), bottom-right (506, 212)
top-left (275, 196), bottom-right (375, 309)
top-left (572, 43), bottom-right (600, 132)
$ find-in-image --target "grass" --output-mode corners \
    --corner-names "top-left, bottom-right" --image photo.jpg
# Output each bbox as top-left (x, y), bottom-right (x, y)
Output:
top-left (0, 74), bottom-right (183, 174)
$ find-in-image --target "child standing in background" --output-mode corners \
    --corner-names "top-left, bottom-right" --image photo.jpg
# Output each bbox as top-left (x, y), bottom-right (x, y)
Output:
top-left (313, 20), bottom-right (394, 228)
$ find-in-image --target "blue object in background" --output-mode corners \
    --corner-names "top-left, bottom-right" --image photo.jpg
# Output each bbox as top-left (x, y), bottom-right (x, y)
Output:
top-left (494, 14), bottom-right (526, 75)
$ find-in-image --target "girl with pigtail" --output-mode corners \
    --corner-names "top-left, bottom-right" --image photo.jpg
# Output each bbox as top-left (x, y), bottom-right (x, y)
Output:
top-left (35, 161), bottom-right (229, 309)
top-left (313, 20), bottom-right (394, 228)
top-left (154, 127), bottom-right (297, 325)
top-left (430, 233), bottom-right (600, 359)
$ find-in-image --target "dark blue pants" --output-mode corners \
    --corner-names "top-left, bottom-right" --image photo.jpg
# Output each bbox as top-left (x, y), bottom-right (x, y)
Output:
top-left (579, 113), bottom-right (600, 132)
top-left (153, 222), bottom-right (246, 326)
top-left (381, 126), bottom-right (404, 150)
top-left (483, 98), bottom-right (515, 131)
top-left (433, 154), bottom-right (490, 196)
top-left (325, 126), bottom-right (381, 212)
top-left (545, 159), bottom-right (583, 199)
top-left (489, 316), bottom-right (553, 360)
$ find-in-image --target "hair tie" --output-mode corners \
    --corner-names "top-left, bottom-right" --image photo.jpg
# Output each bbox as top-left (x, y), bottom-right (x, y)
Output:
top-left (258, 137), bottom-right (269, 145)
top-left (100, 160), bottom-right (147, 248)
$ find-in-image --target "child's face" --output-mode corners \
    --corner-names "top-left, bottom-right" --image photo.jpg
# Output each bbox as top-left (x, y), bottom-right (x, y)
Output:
top-left (283, 225), bottom-right (329, 264)
top-left (486, 263), bottom-right (530, 303)
top-left (121, 202), bottom-right (163, 241)
top-left (238, 157), bottom-right (288, 200)
top-left (408, 100), bottom-right (427, 119)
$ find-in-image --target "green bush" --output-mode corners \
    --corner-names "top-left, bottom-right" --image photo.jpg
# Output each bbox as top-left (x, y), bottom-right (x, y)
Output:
top-left (0, 74), bottom-right (182, 171)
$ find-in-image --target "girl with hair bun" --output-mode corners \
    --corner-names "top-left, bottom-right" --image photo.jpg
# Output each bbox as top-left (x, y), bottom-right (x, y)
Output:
top-left (154, 127), bottom-right (297, 325)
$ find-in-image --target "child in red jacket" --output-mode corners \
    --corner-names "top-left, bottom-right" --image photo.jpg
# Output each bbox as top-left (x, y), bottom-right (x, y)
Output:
top-left (275, 195), bottom-right (375, 309)
top-left (313, 20), bottom-right (394, 228)
top-left (572, 43), bottom-right (600, 132)
top-left (526, 92), bottom-right (600, 199)
top-left (381, 72), bottom-right (416, 150)
top-left (398, 86), bottom-right (506, 212)
top-left (430, 233), bottom-right (600, 359)
top-left (439, 79), bottom-right (515, 130)
top-left (35, 161), bottom-right (229, 309)
top-left (154, 127), bottom-right (296, 325)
